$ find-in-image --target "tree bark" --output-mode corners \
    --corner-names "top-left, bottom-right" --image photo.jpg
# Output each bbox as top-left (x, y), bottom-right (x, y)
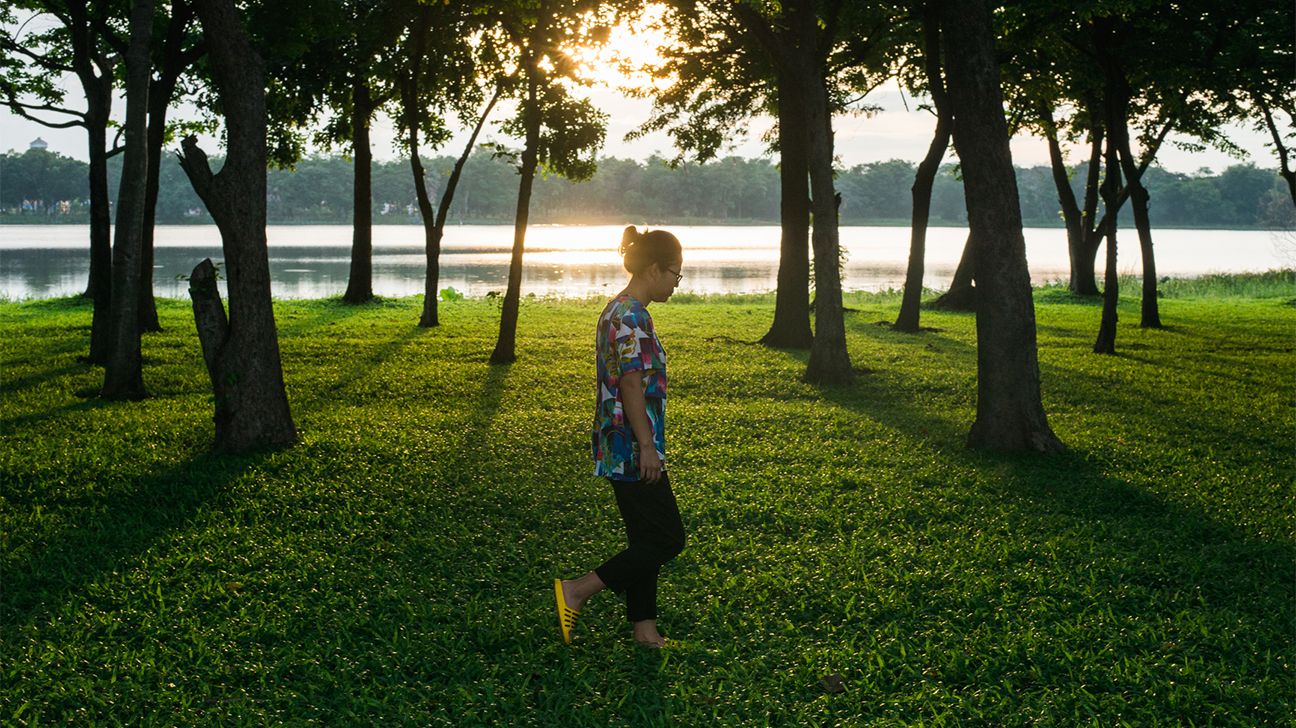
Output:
top-left (343, 77), bottom-right (375, 304)
top-left (1094, 19), bottom-right (1161, 329)
top-left (85, 93), bottom-right (114, 364)
top-left (896, 5), bottom-right (950, 333)
top-left (791, 2), bottom-right (851, 385)
top-left (137, 96), bottom-right (166, 333)
top-left (940, 0), bottom-right (1063, 452)
top-left (178, 0), bottom-right (296, 452)
top-left (1094, 134), bottom-right (1121, 354)
top-left (100, 0), bottom-right (152, 400)
top-left (403, 8), bottom-right (439, 326)
top-left (760, 71), bottom-right (813, 348)
top-left (138, 1), bottom-right (199, 332)
top-left (138, 75), bottom-right (180, 333)
top-left (1112, 116), bottom-right (1161, 328)
top-left (69, 10), bottom-right (116, 363)
top-left (414, 78), bottom-right (500, 327)
top-left (491, 60), bottom-right (540, 365)
top-left (930, 232), bottom-right (976, 310)
top-left (1040, 105), bottom-right (1092, 296)
top-left (1072, 122), bottom-right (1104, 295)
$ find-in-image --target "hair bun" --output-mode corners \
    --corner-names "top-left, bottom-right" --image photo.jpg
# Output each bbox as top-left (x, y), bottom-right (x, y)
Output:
top-left (619, 225), bottom-right (641, 255)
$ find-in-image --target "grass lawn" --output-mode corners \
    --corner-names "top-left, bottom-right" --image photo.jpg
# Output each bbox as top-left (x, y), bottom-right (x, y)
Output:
top-left (1, 281), bottom-right (1293, 725)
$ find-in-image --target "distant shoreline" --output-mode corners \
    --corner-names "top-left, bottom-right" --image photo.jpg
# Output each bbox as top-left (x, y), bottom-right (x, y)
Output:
top-left (0, 218), bottom-right (1281, 232)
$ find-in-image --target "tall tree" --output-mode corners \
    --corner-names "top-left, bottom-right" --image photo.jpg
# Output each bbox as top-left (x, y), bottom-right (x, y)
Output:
top-left (894, 0), bottom-right (951, 332)
top-left (99, 0), bottom-right (153, 400)
top-left (489, 0), bottom-right (611, 364)
top-left (178, 0), bottom-right (296, 452)
top-left (138, 0), bottom-right (205, 332)
top-left (940, 0), bottom-right (1063, 452)
top-left (1093, 126), bottom-right (1121, 354)
top-left (731, 0), bottom-right (859, 383)
top-left (395, 1), bottom-right (502, 327)
top-left (270, 0), bottom-right (407, 304)
top-left (336, 1), bottom-right (405, 304)
top-left (641, 0), bottom-right (812, 348)
top-left (1, 1), bottom-right (121, 363)
top-left (1093, 16), bottom-right (1162, 328)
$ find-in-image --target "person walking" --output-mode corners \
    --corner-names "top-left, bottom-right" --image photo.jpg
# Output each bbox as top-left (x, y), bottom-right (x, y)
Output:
top-left (555, 226), bottom-right (686, 649)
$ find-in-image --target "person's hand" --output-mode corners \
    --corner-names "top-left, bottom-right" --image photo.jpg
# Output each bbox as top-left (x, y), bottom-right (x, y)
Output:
top-left (638, 448), bottom-right (663, 484)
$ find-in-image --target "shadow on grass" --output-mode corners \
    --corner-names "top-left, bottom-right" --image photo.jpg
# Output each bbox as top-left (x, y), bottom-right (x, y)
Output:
top-left (980, 450), bottom-right (1294, 625)
top-left (286, 320), bottom-right (425, 416)
top-left (272, 297), bottom-right (389, 340)
top-left (0, 363), bottom-right (89, 399)
top-left (1, 451), bottom-right (270, 629)
top-left (0, 397), bottom-right (109, 434)
top-left (802, 322), bottom-right (1293, 650)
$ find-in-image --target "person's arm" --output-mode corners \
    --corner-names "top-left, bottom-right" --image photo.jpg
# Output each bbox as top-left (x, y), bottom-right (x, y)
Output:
top-left (619, 370), bottom-right (662, 483)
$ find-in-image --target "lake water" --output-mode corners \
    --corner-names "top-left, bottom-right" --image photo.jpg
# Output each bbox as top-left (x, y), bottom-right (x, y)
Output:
top-left (0, 224), bottom-right (1288, 300)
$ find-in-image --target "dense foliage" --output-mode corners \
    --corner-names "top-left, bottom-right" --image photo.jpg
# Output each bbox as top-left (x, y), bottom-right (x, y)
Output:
top-left (2, 147), bottom-right (1290, 228)
top-left (1, 283), bottom-right (1291, 724)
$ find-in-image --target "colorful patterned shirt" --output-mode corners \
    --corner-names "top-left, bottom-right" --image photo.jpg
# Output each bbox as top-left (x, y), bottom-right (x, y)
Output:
top-left (592, 294), bottom-right (667, 481)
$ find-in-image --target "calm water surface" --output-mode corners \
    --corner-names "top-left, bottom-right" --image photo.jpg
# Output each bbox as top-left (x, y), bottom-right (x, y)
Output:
top-left (0, 224), bottom-right (1287, 300)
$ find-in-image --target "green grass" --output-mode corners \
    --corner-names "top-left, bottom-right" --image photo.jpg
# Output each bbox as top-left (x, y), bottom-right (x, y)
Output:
top-left (1, 283), bottom-right (1293, 725)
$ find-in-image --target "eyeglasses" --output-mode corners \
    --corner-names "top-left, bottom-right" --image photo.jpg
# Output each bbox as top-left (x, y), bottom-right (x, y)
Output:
top-left (664, 268), bottom-right (683, 285)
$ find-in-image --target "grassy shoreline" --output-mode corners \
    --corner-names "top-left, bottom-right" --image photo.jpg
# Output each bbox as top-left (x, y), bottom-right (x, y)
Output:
top-left (1, 283), bottom-right (1292, 724)
top-left (3, 217), bottom-right (1290, 231)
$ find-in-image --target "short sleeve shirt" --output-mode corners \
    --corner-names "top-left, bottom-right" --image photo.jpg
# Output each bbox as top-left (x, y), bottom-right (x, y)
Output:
top-left (592, 294), bottom-right (667, 481)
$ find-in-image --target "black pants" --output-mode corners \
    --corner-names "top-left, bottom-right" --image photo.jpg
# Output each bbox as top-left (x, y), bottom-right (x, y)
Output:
top-left (594, 473), bottom-right (686, 623)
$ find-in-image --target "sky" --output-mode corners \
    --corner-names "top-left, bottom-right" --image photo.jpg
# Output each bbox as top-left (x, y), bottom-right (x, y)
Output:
top-left (4, 84), bottom-right (1275, 176)
top-left (0, 8), bottom-right (1278, 176)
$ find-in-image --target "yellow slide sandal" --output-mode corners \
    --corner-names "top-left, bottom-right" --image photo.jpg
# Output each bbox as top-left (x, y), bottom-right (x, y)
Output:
top-left (554, 579), bottom-right (580, 644)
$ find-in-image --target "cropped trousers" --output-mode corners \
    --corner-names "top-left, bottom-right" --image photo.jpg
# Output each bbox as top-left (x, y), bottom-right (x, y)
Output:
top-left (594, 472), bottom-right (686, 623)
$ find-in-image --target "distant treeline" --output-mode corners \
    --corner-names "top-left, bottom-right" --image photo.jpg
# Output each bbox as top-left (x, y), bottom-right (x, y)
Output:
top-left (2, 147), bottom-right (1290, 228)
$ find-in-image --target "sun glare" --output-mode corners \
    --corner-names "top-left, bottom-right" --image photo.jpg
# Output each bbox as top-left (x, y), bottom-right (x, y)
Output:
top-left (562, 5), bottom-right (674, 94)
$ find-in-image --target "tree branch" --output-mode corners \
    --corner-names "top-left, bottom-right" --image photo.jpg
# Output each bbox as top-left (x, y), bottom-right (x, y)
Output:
top-left (0, 35), bottom-right (77, 72)
top-left (177, 134), bottom-right (215, 205)
top-left (1258, 97), bottom-right (1293, 179)
top-left (2, 96), bottom-right (86, 128)
top-left (435, 83), bottom-right (503, 230)
top-left (106, 126), bottom-right (125, 158)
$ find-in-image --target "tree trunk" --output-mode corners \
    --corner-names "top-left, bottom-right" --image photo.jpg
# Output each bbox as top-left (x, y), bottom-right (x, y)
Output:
top-left (416, 84), bottom-right (500, 328)
top-left (930, 232), bottom-right (976, 310)
top-left (411, 157), bottom-right (441, 326)
top-left (760, 72), bottom-right (813, 348)
top-left (405, 8), bottom-right (440, 327)
top-left (100, 0), bottom-right (153, 400)
top-left (1094, 135), bottom-right (1121, 354)
top-left (343, 77), bottom-right (374, 304)
top-left (137, 76), bottom-right (177, 333)
top-left (791, 13), bottom-right (851, 384)
top-left (405, 87), bottom-right (439, 326)
top-left (1072, 123), bottom-right (1104, 295)
top-left (896, 6), bottom-right (951, 333)
top-left (85, 95), bottom-right (114, 365)
top-left (1094, 17), bottom-right (1161, 330)
top-left (72, 11), bottom-right (114, 316)
top-left (139, 0), bottom-right (199, 332)
top-left (179, 0), bottom-right (296, 452)
top-left (1112, 116), bottom-right (1161, 328)
top-left (940, 0), bottom-right (1063, 452)
top-left (1041, 105), bottom-right (1092, 297)
top-left (491, 64), bottom-right (540, 365)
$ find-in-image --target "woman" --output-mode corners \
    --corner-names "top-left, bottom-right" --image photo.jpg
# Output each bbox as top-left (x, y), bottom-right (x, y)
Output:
top-left (555, 226), bottom-right (686, 649)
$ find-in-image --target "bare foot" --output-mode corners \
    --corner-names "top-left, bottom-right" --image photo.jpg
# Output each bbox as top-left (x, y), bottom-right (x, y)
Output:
top-left (561, 572), bottom-right (606, 613)
top-left (633, 620), bottom-right (666, 648)
top-left (561, 579), bottom-right (588, 612)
